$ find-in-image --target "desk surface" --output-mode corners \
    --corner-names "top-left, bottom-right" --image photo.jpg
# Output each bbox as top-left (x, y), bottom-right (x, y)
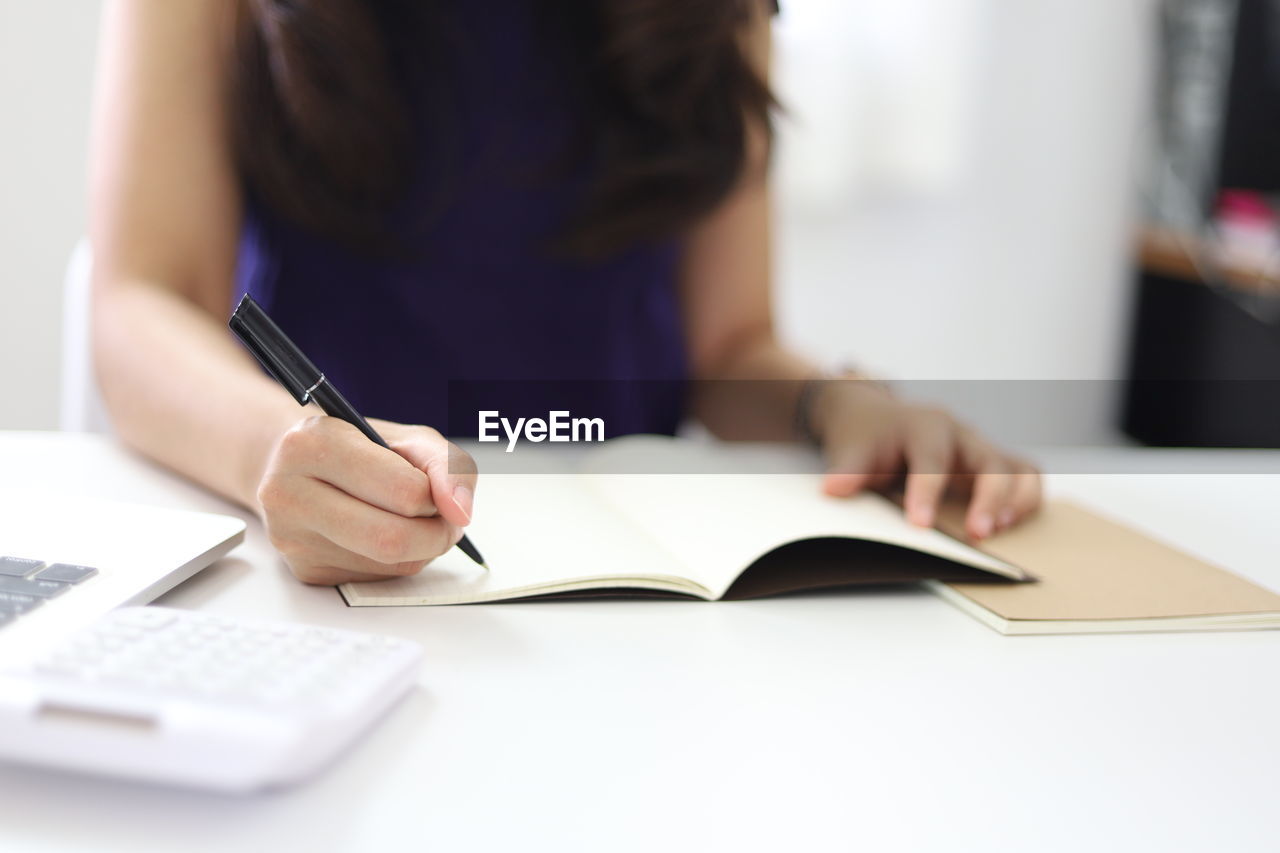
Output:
top-left (1, 431), bottom-right (1278, 853)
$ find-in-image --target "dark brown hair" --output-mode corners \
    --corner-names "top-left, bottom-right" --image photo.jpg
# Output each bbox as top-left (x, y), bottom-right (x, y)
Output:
top-left (230, 0), bottom-right (773, 260)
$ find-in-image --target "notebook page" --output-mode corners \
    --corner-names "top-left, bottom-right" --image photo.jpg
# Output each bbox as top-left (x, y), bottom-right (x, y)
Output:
top-left (582, 437), bottom-right (1024, 598)
top-left (341, 470), bottom-right (704, 606)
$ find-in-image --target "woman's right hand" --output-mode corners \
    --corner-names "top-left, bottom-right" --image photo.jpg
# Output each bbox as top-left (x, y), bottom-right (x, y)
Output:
top-left (256, 416), bottom-right (478, 585)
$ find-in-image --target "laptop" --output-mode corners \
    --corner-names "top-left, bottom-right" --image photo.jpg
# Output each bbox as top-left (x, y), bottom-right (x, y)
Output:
top-left (0, 490), bottom-right (245, 664)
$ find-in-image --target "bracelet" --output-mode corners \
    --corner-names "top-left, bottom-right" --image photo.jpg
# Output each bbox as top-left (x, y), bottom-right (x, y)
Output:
top-left (794, 368), bottom-right (892, 448)
top-left (794, 377), bottom-right (826, 447)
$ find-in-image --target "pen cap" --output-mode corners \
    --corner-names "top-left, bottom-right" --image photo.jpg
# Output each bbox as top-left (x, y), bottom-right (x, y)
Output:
top-left (228, 295), bottom-right (323, 405)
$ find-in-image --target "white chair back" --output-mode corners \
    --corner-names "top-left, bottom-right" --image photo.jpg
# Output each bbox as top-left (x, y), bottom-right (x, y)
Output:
top-left (59, 241), bottom-right (113, 434)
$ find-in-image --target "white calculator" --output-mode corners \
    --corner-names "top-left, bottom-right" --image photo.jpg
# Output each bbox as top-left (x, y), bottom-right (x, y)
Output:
top-left (0, 607), bottom-right (423, 793)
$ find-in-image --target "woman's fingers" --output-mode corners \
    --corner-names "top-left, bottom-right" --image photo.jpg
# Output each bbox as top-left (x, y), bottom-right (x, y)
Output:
top-left (308, 478), bottom-right (460, 565)
top-left (901, 409), bottom-right (956, 528)
top-left (277, 416), bottom-right (438, 518)
top-left (277, 528), bottom-right (453, 585)
top-left (816, 396), bottom-right (1044, 540)
top-left (1004, 460), bottom-right (1044, 528)
top-left (956, 430), bottom-right (1041, 539)
top-left (258, 415), bottom-right (476, 585)
top-left (427, 444), bottom-right (479, 527)
top-left (371, 418), bottom-right (478, 527)
top-left (963, 461), bottom-right (1015, 540)
top-left (822, 442), bottom-right (878, 498)
top-left (263, 472), bottom-right (459, 568)
top-left (290, 565), bottom-right (389, 586)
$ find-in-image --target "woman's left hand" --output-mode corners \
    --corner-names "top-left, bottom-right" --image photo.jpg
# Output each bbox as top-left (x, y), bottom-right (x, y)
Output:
top-left (809, 380), bottom-right (1042, 541)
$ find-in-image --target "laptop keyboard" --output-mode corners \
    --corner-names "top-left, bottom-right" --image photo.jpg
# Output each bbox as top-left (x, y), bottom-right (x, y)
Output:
top-left (0, 557), bottom-right (99, 627)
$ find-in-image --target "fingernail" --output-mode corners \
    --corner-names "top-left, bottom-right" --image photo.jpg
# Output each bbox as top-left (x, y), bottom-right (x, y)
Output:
top-left (451, 526), bottom-right (465, 547)
top-left (972, 512), bottom-right (993, 540)
top-left (911, 503), bottom-right (935, 527)
top-left (453, 484), bottom-right (474, 524)
top-left (998, 508), bottom-right (1015, 530)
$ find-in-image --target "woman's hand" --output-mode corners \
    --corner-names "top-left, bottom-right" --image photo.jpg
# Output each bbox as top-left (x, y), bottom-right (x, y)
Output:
top-left (810, 381), bottom-right (1042, 541)
top-left (256, 416), bottom-right (478, 585)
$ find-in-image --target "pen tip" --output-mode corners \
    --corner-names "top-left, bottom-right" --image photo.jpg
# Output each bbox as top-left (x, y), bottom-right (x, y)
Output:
top-left (480, 562), bottom-right (490, 571)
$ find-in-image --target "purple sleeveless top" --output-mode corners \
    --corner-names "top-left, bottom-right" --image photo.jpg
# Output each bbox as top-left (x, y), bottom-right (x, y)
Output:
top-left (234, 4), bottom-right (688, 439)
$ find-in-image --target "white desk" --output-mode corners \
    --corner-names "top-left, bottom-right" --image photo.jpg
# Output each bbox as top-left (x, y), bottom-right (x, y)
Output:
top-left (1, 431), bottom-right (1277, 853)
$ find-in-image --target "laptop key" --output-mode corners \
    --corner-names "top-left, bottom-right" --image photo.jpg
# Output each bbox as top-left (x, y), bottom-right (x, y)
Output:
top-left (0, 557), bottom-right (42, 578)
top-left (35, 564), bottom-right (98, 585)
top-left (0, 591), bottom-right (42, 614)
top-left (0, 576), bottom-right (71, 599)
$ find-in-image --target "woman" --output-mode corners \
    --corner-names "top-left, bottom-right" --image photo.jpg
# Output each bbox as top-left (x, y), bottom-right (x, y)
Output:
top-left (91, 0), bottom-right (1040, 585)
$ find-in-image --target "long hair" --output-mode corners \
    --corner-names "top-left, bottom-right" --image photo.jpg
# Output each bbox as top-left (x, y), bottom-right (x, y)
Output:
top-left (230, 0), bottom-right (774, 259)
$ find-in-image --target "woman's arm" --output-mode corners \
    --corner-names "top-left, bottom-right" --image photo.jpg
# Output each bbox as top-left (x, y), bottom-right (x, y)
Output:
top-left (91, 0), bottom-right (292, 506)
top-left (681, 7), bottom-right (1041, 540)
top-left (91, 0), bottom-right (474, 584)
top-left (680, 2), bottom-right (811, 444)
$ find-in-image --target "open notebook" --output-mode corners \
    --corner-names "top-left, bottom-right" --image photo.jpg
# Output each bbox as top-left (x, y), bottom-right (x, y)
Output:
top-left (339, 436), bottom-right (1029, 606)
top-left (339, 437), bottom-right (1280, 635)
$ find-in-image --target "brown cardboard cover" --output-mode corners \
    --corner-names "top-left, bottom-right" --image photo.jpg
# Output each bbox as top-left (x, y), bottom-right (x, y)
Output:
top-left (942, 500), bottom-right (1280, 622)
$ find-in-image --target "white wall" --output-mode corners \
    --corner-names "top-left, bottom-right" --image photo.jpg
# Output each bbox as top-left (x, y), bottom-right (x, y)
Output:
top-left (0, 1), bottom-right (1153, 441)
top-left (773, 0), bottom-right (1157, 445)
top-left (0, 1), bottom-right (103, 430)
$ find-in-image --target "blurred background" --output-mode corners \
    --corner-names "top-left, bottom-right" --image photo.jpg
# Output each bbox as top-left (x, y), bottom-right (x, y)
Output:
top-left (1, 0), bottom-right (1276, 446)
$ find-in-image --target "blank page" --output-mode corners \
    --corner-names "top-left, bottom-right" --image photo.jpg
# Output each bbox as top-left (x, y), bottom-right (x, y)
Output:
top-left (341, 473), bottom-right (699, 605)
top-left (584, 438), bottom-right (1025, 598)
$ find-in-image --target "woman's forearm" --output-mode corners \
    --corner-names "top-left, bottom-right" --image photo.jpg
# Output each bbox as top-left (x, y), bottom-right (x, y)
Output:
top-left (93, 278), bottom-right (303, 511)
top-left (689, 335), bottom-right (816, 442)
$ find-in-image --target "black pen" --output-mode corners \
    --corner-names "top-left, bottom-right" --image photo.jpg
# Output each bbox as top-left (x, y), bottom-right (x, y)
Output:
top-left (229, 294), bottom-right (487, 569)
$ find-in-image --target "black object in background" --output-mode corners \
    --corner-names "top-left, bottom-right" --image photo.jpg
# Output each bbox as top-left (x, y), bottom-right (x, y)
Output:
top-left (1123, 271), bottom-right (1280, 447)
top-left (1216, 0), bottom-right (1280, 193)
top-left (1123, 0), bottom-right (1280, 448)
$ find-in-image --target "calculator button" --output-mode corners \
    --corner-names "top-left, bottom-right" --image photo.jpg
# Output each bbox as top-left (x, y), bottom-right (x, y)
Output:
top-left (109, 608), bottom-right (179, 631)
top-left (35, 564), bottom-right (98, 584)
top-left (34, 657), bottom-right (81, 676)
top-left (0, 557), bottom-right (42, 577)
top-left (0, 576), bottom-right (71, 598)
